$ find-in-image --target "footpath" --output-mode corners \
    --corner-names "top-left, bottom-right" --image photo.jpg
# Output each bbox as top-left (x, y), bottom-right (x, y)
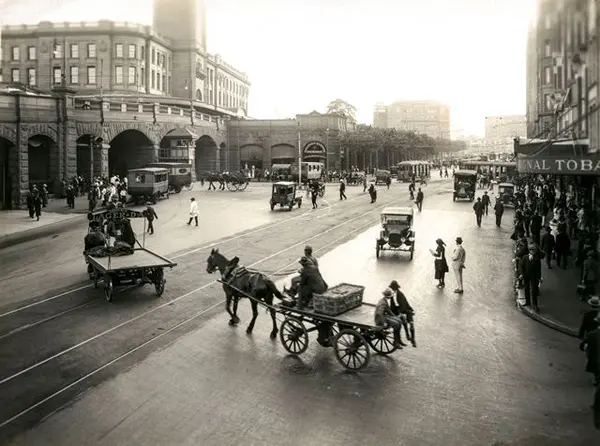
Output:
top-left (515, 241), bottom-right (588, 338)
top-left (0, 195), bottom-right (89, 249)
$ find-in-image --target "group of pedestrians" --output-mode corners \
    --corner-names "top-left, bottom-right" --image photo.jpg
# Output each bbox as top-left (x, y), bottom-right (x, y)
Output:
top-left (430, 237), bottom-right (466, 293)
top-left (472, 191), bottom-right (505, 228)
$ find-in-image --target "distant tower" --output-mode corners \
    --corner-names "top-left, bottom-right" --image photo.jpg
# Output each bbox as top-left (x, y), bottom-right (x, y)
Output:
top-left (153, 0), bottom-right (207, 99)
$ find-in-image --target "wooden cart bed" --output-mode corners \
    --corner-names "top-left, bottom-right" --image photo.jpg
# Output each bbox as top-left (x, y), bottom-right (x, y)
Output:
top-left (276, 302), bottom-right (378, 329)
top-left (88, 248), bottom-right (176, 272)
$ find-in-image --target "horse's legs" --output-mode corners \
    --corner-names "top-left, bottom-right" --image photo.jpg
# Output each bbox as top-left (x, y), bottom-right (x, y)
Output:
top-left (267, 295), bottom-right (278, 338)
top-left (246, 300), bottom-right (259, 334)
top-left (225, 293), bottom-right (238, 325)
top-left (232, 295), bottom-right (240, 324)
top-left (220, 180), bottom-right (225, 190)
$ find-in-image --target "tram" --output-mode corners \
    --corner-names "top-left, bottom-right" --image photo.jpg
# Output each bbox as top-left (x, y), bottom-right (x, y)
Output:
top-left (397, 161), bottom-right (432, 182)
top-left (458, 160), bottom-right (517, 183)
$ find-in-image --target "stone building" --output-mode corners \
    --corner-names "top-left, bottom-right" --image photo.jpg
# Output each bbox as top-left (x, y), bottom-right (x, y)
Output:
top-left (372, 100), bottom-right (451, 140)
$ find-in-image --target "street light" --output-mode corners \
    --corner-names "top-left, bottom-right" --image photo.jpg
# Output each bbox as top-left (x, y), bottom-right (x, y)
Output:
top-left (325, 128), bottom-right (329, 173)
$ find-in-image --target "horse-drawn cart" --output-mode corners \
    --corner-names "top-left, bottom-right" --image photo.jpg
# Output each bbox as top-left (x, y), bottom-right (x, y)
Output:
top-left (85, 208), bottom-right (177, 302)
top-left (218, 280), bottom-right (400, 371)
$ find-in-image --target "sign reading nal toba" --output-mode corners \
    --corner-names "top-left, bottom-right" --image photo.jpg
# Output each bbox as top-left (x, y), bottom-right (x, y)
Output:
top-left (517, 157), bottom-right (600, 175)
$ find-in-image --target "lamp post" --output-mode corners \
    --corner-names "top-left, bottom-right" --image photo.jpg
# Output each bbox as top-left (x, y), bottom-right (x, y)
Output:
top-left (298, 120), bottom-right (302, 186)
top-left (325, 127), bottom-right (329, 173)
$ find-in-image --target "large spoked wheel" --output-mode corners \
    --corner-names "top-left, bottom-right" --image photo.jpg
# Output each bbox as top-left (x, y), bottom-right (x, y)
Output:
top-left (238, 181), bottom-right (248, 191)
top-left (104, 275), bottom-right (114, 302)
top-left (154, 269), bottom-right (165, 296)
top-left (226, 181), bottom-right (239, 192)
top-left (368, 329), bottom-right (398, 355)
top-left (333, 329), bottom-right (370, 371)
top-left (279, 317), bottom-right (309, 355)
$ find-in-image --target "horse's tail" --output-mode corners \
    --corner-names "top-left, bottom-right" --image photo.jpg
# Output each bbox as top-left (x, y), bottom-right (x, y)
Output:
top-left (265, 276), bottom-right (284, 300)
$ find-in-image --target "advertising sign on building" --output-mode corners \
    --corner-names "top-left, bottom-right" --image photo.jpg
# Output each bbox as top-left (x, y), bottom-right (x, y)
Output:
top-left (303, 141), bottom-right (326, 156)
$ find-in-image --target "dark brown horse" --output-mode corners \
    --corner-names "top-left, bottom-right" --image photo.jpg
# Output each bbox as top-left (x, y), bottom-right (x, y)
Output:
top-left (206, 248), bottom-right (283, 338)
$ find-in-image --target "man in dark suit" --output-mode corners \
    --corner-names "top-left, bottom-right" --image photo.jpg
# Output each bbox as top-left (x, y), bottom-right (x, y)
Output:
top-left (519, 243), bottom-right (545, 312)
top-left (473, 197), bottom-right (484, 227)
top-left (530, 212), bottom-right (543, 247)
top-left (145, 204), bottom-right (158, 235)
top-left (389, 280), bottom-right (415, 347)
top-left (494, 199), bottom-right (504, 227)
top-left (481, 191), bottom-right (491, 215)
top-left (540, 226), bottom-right (556, 269)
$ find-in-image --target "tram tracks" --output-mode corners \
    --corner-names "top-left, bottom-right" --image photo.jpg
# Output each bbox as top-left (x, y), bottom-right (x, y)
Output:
top-left (0, 184), bottom-right (444, 439)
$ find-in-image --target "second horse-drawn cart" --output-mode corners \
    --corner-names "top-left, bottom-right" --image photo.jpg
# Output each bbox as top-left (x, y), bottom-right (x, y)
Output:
top-left (220, 281), bottom-right (400, 371)
top-left (84, 208), bottom-right (177, 302)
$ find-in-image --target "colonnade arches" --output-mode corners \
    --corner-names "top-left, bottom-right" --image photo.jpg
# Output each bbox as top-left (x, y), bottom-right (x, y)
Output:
top-left (195, 135), bottom-right (218, 178)
top-left (0, 137), bottom-right (16, 210)
top-left (109, 129), bottom-right (155, 177)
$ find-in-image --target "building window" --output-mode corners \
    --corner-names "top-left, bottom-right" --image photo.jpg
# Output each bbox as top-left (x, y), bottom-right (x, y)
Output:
top-left (87, 66), bottom-right (97, 84)
top-left (141, 67), bottom-right (145, 86)
top-left (544, 67), bottom-right (552, 84)
top-left (115, 66), bottom-right (123, 84)
top-left (152, 49), bottom-right (155, 64)
top-left (545, 15), bottom-right (551, 30)
top-left (167, 75), bottom-right (170, 93)
top-left (54, 44), bottom-right (62, 59)
top-left (544, 40), bottom-right (551, 57)
top-left (162, 74), bottom-right (166, 92)
top-left (151, 70), bottom-right (155, 88)
top-left (128, 66), bottom-right (136, 85)
top-left (27, 68), bottom-right (36, 85)
top-left (87, 44), bottom-right (96, 58)
top-left (158, 72), bottom-right (162, 90)
top-left (11, 47), bottom-right (20, 61)
top-left (115, 44), bottom-right (123, 58)
top-left (70, 66), bottom-right (79, 84)
top-left (128, 44), bottom-right (136, 59)
top-left (544, 94), bottom-right (553, 111)
top-left (70, 44), bottom-right (79, 58)
top-left (11, 68), bottom-right (19, 83)
top-left (141, 45), bottom-right (145, 58)
top-left (27, 46), bottom-right (36, 60)
top-left (53, 67), bottom-right (62, 84)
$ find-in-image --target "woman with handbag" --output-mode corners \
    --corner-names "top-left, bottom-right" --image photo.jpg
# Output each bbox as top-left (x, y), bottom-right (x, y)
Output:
top-left (430, 238), bottom-right (448, 288)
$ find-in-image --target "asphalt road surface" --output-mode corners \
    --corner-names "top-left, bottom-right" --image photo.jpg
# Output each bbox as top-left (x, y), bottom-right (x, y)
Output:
top-left (1, 179), bottom-right (598, 445)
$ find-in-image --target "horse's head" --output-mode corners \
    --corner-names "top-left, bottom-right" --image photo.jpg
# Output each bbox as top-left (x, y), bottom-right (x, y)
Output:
top-left (206, 248), bottom-right (227, 274)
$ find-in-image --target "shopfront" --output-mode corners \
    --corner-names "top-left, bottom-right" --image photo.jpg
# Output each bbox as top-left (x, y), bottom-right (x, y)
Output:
top-left (516, 138), bottom-right (599, 207)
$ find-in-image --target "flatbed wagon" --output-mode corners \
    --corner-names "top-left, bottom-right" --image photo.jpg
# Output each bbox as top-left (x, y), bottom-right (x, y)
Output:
top-left (219, 280), bottom-right (399, 371)
top-left (88, 248), bottom-right (177, 302)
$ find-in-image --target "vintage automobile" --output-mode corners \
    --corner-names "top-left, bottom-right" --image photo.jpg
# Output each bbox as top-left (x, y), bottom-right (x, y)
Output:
top-left (376, 207), bottom-right (415, 260)
top-left (148, 162), bottom-right (193, 193)
top-left (498, 182), bottom-right (516, 207)
top-left (270, 181), bottom-right (303, 211)
top-left (453, 170), bottom-right (477, 202)
top-left (375, 169), bottom-right (391, 185)
top-left (127, 167), bottom-right (170, 204)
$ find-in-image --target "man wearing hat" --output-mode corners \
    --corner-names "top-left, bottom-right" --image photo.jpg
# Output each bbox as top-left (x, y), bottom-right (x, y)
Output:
top-left (304, 245), bottom-right (318, 268)
top-left (579, 296), bottom-right (600, 340)
top-left (451, 237), bottom-right (466, 293)
top-left (145, 203), bottom-right (158, 235)
top-left (374, 288), bottom-right (406, 349)
top-left (296, 256), bottom-right (327, 310)
top-left (389, 281), bottom-right (415, 347)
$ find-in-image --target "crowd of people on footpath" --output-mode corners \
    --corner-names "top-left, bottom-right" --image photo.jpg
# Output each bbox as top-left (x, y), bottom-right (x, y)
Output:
top-left (508, 175), bottom-right (600, 413)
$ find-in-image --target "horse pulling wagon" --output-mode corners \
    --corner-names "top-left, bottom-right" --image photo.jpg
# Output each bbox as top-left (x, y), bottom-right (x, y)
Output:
top-left (218, 279), bottom-right (400, 371)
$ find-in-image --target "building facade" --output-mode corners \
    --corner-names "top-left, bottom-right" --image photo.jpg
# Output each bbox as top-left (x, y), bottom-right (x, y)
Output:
top-left (372, 100), bottom-right (451, 139)
top-left (484, 115), bottom-right (527, 153)
top-left (0, 0), bottom-right (249, 116)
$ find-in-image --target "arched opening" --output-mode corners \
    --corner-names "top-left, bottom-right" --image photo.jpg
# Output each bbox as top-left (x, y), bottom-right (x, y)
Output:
top-left (196, 89), bottom-right (202, 101)
top-left (109, 129), bottom-right (155, 177)
top-left (240, 144), bottom-right (263, 170)
top-left (195, 135), bottom-right (218, 177)
top-left (28, 135), bottom-right (53, 188)
top-left (0, 137), bottom-right (16, 210)
top-left (76, 134), bottom-right (95, 179)
top-left (270, 144), bottom-right (296, 165)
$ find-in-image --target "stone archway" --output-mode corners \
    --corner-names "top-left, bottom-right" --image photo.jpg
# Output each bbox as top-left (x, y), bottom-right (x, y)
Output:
top-left (240, 144), bottom-right (263, 170)
top-left (76, 134), bottom-right (96, 179)
top-left (195, 135), bottom-right (219, 177)
top-left (28, 134), bottom-right (54, 187)
top-left (271, 144), bottom-right (296, 165)
top-left (109, 129), bottom-right (156, 177)
top-left (0, 137), bottom-right (16, 210)
top-left (303, 141), bottom-right (327, 163)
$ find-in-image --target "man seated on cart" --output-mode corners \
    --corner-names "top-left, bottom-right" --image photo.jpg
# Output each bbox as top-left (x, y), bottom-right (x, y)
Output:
top-left (375, 288), bottom-right (408, 349)
top-left (389, 280), bottom-right (416, 347)
top-left (286, 245), bottom-right (319, 297)
top-left (84, 221), bottom-right (107, 252)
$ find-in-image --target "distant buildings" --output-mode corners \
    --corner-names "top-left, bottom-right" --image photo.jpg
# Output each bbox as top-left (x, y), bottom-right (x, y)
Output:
top-left (373, 100), bottom-right (451, 139)
top-left (484, 115), bottom-right (526, 153)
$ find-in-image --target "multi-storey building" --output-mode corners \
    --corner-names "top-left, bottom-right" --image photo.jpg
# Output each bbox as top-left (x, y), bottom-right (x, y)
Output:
top-left (0, 0), bottom-right (250, 116)
top-left (372, 100), bottom-right (451, 140)
top-left (484, 115), bottom-right (527, 153)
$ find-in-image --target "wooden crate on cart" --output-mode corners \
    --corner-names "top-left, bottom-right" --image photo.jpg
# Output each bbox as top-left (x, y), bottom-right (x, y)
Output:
top-left (313, 283), bottom-right (364, 316)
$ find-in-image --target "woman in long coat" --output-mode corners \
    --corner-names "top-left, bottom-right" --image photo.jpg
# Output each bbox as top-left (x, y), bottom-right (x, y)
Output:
top-left (431, 238), bottom-right (448, 288)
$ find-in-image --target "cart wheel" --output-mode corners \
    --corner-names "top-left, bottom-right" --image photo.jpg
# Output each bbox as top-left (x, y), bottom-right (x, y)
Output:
top-left (334, 329), bottom-right (370, 371)
top-left (376, 242), bottom-right (381, 259)
top-left (155, 279), bottom-right (166, 296)
top-left (227, 182), bottom-right (239, 192)
top-left (279, 317), bottom-right (309, 355)
top-left (238, 181), bottom-right (248, 191)
top-left (104, 276), bottom-right (114, 302)
top-left (368, 329), bottom-right (398, 355)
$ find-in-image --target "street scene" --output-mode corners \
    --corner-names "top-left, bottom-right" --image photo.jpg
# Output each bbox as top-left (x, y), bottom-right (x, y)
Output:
top-left (2, 0), bottom-right (600, 444)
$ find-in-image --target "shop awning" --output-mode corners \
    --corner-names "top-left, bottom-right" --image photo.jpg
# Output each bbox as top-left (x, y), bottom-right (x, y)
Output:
top-left (515, 138), bottom-right (598, 175)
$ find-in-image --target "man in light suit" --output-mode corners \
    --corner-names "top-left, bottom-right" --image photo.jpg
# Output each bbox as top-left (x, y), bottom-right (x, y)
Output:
top-left (452, 237), bottom-right (466, 293)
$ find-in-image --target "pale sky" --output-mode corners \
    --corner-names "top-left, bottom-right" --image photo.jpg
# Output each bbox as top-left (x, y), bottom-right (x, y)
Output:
top-left (2, 0), bottom-right (537, 137)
